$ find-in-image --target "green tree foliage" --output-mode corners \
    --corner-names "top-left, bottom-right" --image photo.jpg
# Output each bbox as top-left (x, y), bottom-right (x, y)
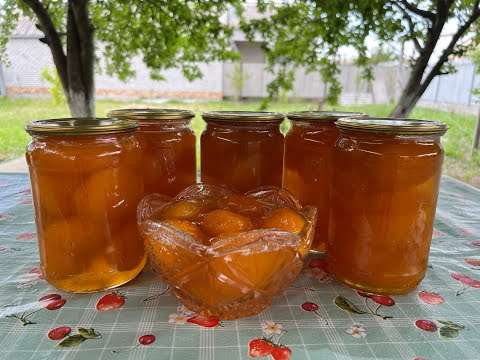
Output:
top-left (240, 1), bottom-right (399, 107)
top-left (370, 45), bottom-right (399, 65)
top-left (0, 0), bottom-right (241, 116)
top-left (241, 1), bottom-right (480, 117)
top-left (40, 67), bottom-right (67, 106)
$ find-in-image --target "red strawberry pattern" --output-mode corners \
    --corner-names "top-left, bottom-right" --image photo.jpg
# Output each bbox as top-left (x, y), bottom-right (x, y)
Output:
top-left (16, 233), bottom-right (36, 241)
top-left (465, 258), bottom-right (480, 266)
top-left (248, 320), bottom-right (291, 359)
top-left (451, 273), bottom-right (480, 295)
top-left (248, 338), bottom-right (274, 358)
top-left (459, 227), bottom-right (475, 235)
top-left (186, 315), bottom-right (220, 328)
top-left (433, 229), bottom-right (445, 237)
top-left (96, 292), bottom-right (125, 311)
top-left (415, 320), bottom-right (437, 332)
top-left (418, 291), bottom-right (445, 305)
top-left (271, 346), bottom-right (292, 360)
top-left (27, 266), bottom-right (45, 280)
top-left (48, 326), bottom-right (72, 340)
top-left (1, 173), bottom-right (480, 358)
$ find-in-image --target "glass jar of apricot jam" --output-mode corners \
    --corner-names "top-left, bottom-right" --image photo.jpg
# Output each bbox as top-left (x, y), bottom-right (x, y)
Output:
top-left (283, 111), bottom-right (367, 253)
top-left (201, 111), bottom-right (284, 192)
top-left (108, 109), bottom-right (196, 197)
top-left (25, 118), bottom-right (146, 293)
top-left (326, 118), bottom-right (448, 295)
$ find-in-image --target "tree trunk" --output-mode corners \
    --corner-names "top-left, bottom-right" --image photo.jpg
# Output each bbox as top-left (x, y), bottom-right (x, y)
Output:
top-left (389, 38), bottom-right (445, 118)
top-left (472, 107), bottom-right (480, 155)
top-left (389, 0), bottom-right (480, 118)
top-left (67, 90), bottom-right (93, 117)
top-left (389, 78), bottom-right (425, 118)
top-left (318, 83), bottom-right (327, 110)
top-left (24, 0), bottom-right (95, 117)
top-left (66, 0), bottom-right (95, 117)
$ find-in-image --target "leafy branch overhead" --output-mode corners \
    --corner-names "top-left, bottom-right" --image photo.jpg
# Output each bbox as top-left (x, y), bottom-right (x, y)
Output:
top-left (92, 1), bottom-right (241, 82)
top-left (240, 1), bottom-right (480, 117)
top-left (0, 0), bottom-right (242, 117)
top-left (240, 2), bottom-right (389, 106)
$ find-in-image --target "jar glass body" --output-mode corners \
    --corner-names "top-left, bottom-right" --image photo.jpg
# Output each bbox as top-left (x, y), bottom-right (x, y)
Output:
top-left (283, 120), bottom-right (338, 252)
top-left (200, 120), bottom-right (284, 193)
top-left (326, 130), bottom-right (444, 295)
top-left (26, 132), bottom-right (146, 292)
top-left (135, 120), bottom-right (196, 197)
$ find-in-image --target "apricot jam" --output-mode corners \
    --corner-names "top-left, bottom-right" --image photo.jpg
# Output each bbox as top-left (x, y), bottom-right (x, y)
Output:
top-left (201, 111), bottom-right (284, 192)
top-left (25, 118), bottom-right (146, 292)
top-left (108, 109), bottom-right (196, 197)
top-left (326, 118), bottom-right (448, 295)
top-left (139, 185), bottom-right (317, 319)
top-left (283, 111), bottom-right (367, 253)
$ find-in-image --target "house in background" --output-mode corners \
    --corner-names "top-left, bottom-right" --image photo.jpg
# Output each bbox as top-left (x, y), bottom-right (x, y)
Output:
top-left (2, 4), bottom-right (478, 113)
top-left (1, 5), bottom-right (372, 103)
top-left (2, 17), bottom-right (224, 100)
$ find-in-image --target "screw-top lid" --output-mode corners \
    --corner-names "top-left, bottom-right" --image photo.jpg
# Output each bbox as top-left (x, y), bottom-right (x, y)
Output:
top-left (202, 111), bottom-right (284, 122)
top-left (335, 117), bottom-right (448, 136)
top-left (25, 118), bottom-right (138, 136)
top-left (107, 108), bottom-right (195, 120)
top-left (287, 111), bottom-right (368, 122)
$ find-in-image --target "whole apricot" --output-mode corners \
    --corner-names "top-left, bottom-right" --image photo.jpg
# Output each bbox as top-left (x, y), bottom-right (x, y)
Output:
top-left (158, 199), bottom-right (216, 222)
top-left (261, 207), bottom-right (306, 233)
top-left (201, 209), bottom-right (253, 238)
top-left (163, 220), bottom-right (209, 245)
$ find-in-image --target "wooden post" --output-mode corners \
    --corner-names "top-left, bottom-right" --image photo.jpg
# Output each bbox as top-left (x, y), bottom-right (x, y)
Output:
top-left (472, 107), bottom-right (480, 155)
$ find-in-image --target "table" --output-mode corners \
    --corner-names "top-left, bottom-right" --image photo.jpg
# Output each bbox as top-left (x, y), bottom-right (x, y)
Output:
top-left (0, 173), bottom-right (479, 360)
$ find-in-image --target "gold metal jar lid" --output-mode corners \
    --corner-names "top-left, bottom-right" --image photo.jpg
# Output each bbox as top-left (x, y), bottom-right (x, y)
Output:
top-left (25, 118), bottom-right (139, 136)
top-left (107, 108), bottom-right (195, 120)
top-left (335, 117), bottom-right (448, 136)
top-left (287, 111), bottom-right (368, 121)
top-left (202, 111), bottom-right (285, 122)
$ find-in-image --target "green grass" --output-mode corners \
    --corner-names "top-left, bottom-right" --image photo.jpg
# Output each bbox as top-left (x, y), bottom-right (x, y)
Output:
top-left (1, 97), bottom-right (479, 186)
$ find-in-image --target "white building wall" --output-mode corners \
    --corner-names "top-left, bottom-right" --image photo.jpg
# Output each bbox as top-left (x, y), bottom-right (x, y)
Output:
top-left (3, 37), bottom-right (224, 99)
top-left (5, 38), bottom-right (52, 88)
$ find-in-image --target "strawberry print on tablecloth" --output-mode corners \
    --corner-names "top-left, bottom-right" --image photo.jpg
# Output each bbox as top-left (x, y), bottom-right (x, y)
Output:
top-left (248, 320), bottom-right (291, 360)
top-left (167, 304), bottom-right (221, 328)
top-left (0, 173), bottom-right (479, 359)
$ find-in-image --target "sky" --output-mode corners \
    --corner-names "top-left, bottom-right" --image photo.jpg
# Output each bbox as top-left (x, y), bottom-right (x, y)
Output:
top-left (337, 16), bottom-right (467, 64)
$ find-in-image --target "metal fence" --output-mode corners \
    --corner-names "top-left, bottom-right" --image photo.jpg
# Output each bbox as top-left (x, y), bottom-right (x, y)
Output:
top-left (223, 61), bottom-right (480, 113)
top-left (422, 61), bottom-right (480, 107)
top-left (0, 63), bottom-right (5, 96)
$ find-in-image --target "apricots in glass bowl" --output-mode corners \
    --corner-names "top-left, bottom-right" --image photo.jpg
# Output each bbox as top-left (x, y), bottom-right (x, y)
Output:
top-left (138, 184), bottom-right (317, 319)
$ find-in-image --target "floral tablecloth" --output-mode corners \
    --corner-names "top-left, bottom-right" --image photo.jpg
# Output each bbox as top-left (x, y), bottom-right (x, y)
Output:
top-left (0, 173), bottom-right (479, 360)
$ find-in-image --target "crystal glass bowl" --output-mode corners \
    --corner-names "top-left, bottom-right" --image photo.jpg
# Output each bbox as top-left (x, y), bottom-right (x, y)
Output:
top-left (138, 185), bottom-right (317, 319)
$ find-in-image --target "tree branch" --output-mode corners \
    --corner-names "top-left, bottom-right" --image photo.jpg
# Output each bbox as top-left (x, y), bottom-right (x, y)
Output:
top-left (393, 2), bottom-right (423, 53)
top-left (21, 0), bottom-right (68, 91)
top-left (397, 0), bottom-right (435, 20)
top-left (421, 0), bottom-right (480, 91)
